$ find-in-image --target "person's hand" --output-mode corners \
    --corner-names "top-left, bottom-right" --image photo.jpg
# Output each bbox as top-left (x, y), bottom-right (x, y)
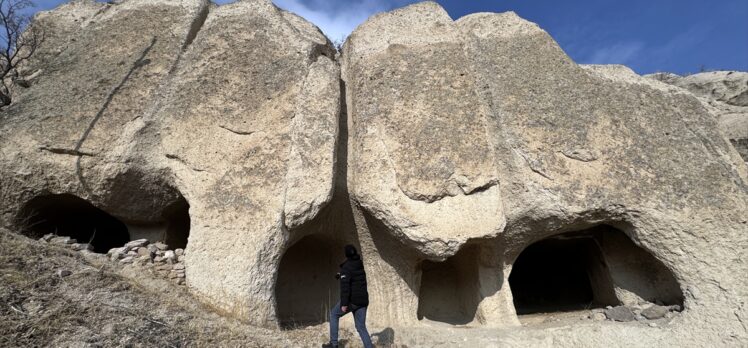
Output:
top-left (341, 306), bottom-right (348, 312)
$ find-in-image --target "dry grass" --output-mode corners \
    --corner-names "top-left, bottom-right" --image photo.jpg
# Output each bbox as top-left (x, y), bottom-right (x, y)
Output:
top-left (0, 228), bottom-right (346, 347)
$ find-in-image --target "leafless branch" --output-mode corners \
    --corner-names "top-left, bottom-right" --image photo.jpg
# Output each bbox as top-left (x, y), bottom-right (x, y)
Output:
top-left (0, 0), bottom-right (44, 107)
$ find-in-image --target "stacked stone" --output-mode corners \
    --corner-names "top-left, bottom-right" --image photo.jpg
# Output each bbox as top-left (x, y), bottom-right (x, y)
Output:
top-left (106, 239), bottom-right (187, 286)
top-left (39, 233), bottom-right (94, 252)
top-left (38, 234), bottom-right (186, 286)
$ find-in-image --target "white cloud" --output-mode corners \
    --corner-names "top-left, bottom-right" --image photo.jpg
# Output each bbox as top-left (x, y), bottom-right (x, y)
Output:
top-left (586, 42), bottom-right (645, 65)
top-left (272, 0), bottom-right (389, 42)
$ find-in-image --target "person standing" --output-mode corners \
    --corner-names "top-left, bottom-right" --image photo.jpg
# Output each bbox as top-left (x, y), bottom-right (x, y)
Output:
top-left (326, 245), bottom-right (372, 348)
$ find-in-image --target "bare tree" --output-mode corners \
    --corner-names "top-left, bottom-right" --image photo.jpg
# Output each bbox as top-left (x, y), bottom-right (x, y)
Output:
top-left (1, 0), bottom-right (43, 107)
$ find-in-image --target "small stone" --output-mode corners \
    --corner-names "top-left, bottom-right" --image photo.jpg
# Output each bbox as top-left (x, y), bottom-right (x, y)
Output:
top-left (124, 239), bottom-right (149, 250)
top-left (605, 305), bottom-right (613, 310)
top-left (153, 256), bottom-right (164, 263)
top-left (664, 312), bottom-right (674, 319)
top-left (51, 236), bottom-right (75, 245)
top-left (164, 250), bottom-right (176, 263)
top-left (147, 244), bottom-right (159, 253)
top-left (177, 255), bottom-right (185, 262)
top-left (136, 256), bottom-right (151, 266)
top-left (668, 304), bottom-right (682, 312)
top-left (172, 264), bottom-right (185, 271)
top-left (41, 234), bottom-right (55, 242)
top-left (70, 243), bottom-right (94, 252)
top-left (175, 248), bottom-right (184, 256)
top-left (15, 78), bottom-right (31, 88)
top-left (648, 323), bottom-right (657, 327)
top-left (101, 323), bottom-right (115, 335)
top-left (168, 272), bottom-right (180, 279)
top-left (126, 250), bottom-right (138, 256)
top-left (153, 242), bottom-right (168, 250)
top-left (137, 247), bottom-right (152, 258)
top-left (109, 247), bottom-right (126, 261)
top-left (57, 269), bottom-right (72, 277)
top-left (590, 312), bottom-right (606, 321)
top-left (605, 306), bottom-right (636, 322)
top-left (156, 264), bottom-right (173, 271)
top-left (641, 305), bottom-right (670, 320)
top-left (119, 256), bottom-right (135, 264)
top-left (176, 278), bottom-right (185, 285)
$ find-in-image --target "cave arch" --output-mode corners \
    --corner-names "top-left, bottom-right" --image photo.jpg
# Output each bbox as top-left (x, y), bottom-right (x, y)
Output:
top-left (17, 194), bottom-right (130, 253)
top-left (275, 234), bottom-right (346, 329)
top-left (509, 224), bottom-right (683, 316)
top-left (417, 244), bottom-right (482, 325)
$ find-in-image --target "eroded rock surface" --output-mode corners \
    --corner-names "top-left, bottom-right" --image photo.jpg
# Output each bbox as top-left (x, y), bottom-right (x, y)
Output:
top-left (645, 71), bottom-right (748, 161)
top-left (343, 2), bottom-right (748, 344)
top-left (0, 0), bottom-right (339, 328)
top-left (148, 0), bottom-right (339, 325)
top-left (1, 1), bottom-right (747, 345)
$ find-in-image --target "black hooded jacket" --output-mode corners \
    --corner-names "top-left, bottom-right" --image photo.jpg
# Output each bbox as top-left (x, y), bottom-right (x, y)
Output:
top-left (339, 254), bottom-right (369, 307)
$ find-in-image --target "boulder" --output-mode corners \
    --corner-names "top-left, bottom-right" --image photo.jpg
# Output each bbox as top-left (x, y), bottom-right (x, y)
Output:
top-left (0, 0), bottom-right (211, 226)
top-left (342, 1), bottom-right (747, 338)
top-left (145, 0), bottom-right (339, 325)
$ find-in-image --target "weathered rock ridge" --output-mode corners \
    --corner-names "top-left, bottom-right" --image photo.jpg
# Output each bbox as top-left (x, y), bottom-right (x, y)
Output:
top-left (1, 1), bottom-right (746, 346)
top-left (645, 70), bottom-right (748, 161)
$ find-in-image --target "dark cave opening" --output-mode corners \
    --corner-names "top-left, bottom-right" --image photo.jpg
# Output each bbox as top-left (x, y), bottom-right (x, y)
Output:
top-left (509, 235), bottom-right (617, 315)
top-left (162, 196), bottom-right (190, 250)
top-left (276, 234), bottom-right (344, 329)
top-left (18, 194), bottom-right (130, 253)
top-left (417, 245), bottom-right (482, 325)
top-left (509, 225), bottom-right (684, 316)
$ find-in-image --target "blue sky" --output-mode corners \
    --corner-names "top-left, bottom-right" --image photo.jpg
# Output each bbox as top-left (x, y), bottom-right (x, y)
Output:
top-left (28, 0), bottom-right (748, 75)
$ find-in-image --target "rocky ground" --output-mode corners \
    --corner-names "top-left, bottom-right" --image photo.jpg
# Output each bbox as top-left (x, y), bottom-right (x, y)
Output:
top-left (0, 228), bottom-right (341, 347)
top-left (1, 227), bottom-right (691, 347)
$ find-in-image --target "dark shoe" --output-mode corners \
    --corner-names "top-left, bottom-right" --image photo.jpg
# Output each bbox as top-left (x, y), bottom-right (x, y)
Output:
top-left (321, 343), bottom-right (338, 348)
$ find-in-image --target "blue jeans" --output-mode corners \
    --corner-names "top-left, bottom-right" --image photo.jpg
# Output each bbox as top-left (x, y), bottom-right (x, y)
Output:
top-left (330, 301), bottom-right (372, 348)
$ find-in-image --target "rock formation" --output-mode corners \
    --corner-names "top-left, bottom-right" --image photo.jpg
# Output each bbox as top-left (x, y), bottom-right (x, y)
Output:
top-left (341, 1), bottom-right (747, 342)
top-left (1, 0), bottom-right (746, 345)
top-left (645, 71), bottom-right (748, 161)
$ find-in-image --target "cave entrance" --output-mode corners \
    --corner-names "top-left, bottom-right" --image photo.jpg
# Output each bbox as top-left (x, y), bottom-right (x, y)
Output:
top-left (162, 196), bottom-right (190, 250)
top-left (509, 235), bottom-right (617, 315)
top-left (276, 234), bottom-right (343, 329)
top-left (509, 225), bottom-right (683, 316)
top-left (417, 245), bottom-right (481, 325)
top-left (18, 194), bottom-right (130, 253)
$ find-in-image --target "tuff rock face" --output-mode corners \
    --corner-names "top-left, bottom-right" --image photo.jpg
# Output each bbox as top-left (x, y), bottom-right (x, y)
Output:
top-left (644, 71), bottom-right (748, 161)
top-left (0, 0), bottom-right (339, 327)
top-left (1, 1), bottom-right (747, 346)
